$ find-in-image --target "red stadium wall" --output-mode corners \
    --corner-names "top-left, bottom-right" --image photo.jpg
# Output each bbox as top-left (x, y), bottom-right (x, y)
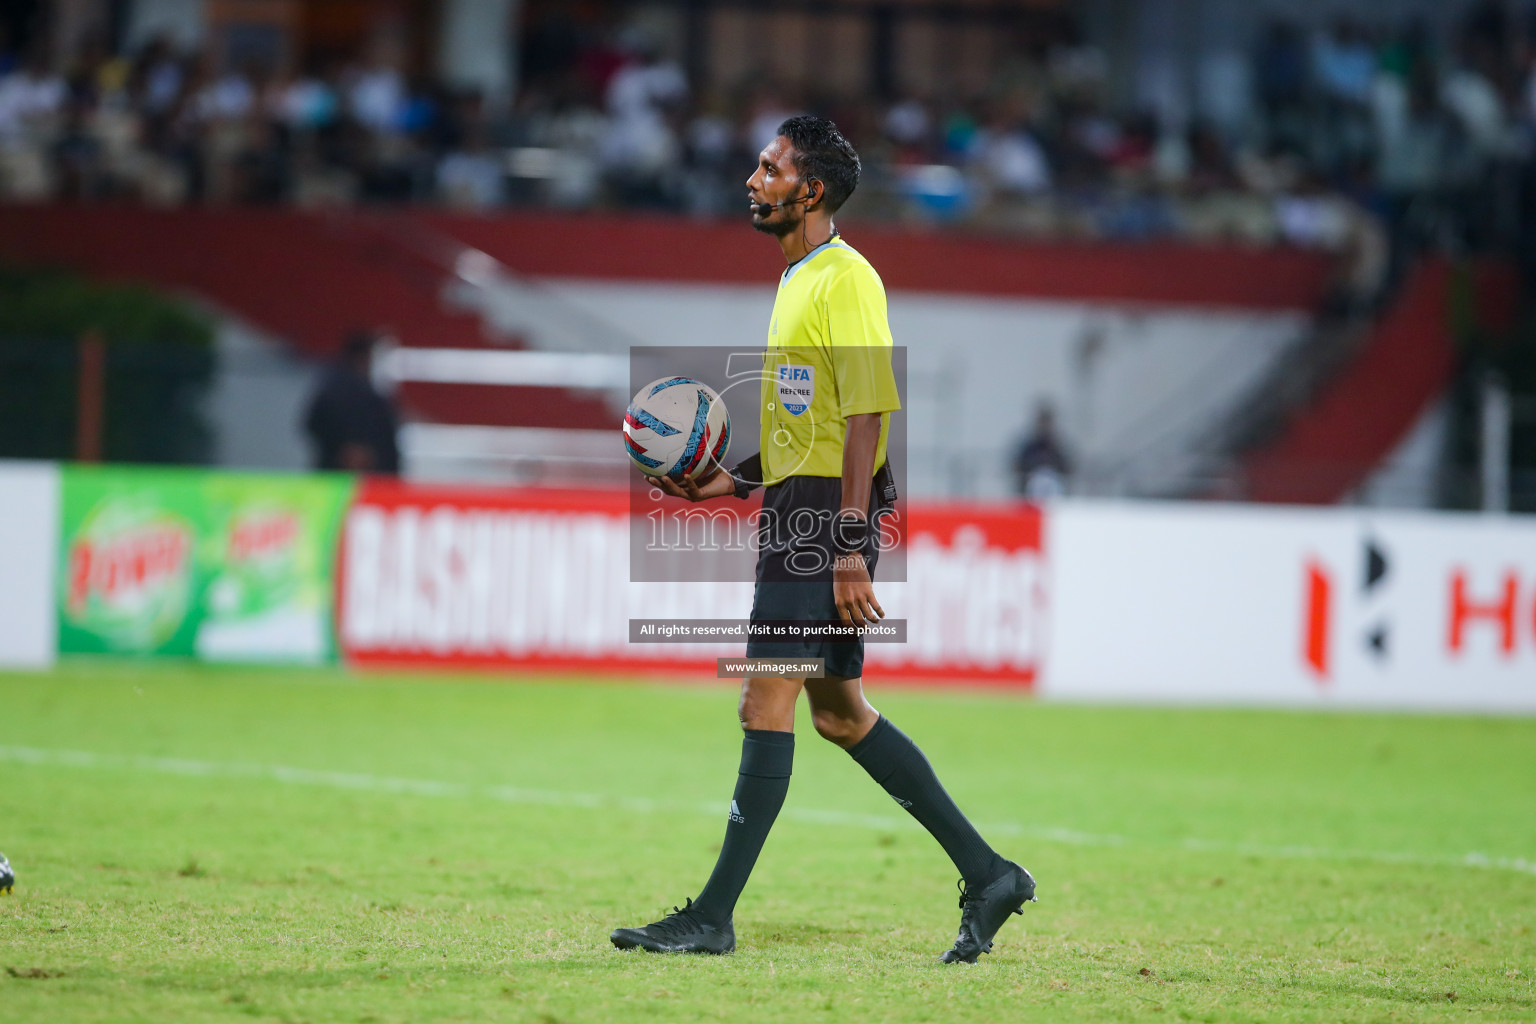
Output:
top-left (0, 205), bottom-right (1334, 326)
top-left (407, 209), bottom-right (1334, 309)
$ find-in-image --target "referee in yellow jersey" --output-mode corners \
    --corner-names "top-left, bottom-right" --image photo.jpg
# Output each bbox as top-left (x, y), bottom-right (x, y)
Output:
top-left (612, 116), bottom-right (1035, 962)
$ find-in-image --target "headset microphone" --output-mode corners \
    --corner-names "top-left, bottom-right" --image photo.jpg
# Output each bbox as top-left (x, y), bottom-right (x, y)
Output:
top-left (751, 183), bottom-right (819, 218)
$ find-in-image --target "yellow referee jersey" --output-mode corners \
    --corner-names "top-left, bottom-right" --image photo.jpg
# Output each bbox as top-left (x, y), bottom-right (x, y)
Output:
top-left (760, 235), bottom-right (902, 485)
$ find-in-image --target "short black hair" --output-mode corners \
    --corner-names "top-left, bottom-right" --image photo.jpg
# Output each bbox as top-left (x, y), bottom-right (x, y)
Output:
top-left (777, 114), bottom-right (860, 213)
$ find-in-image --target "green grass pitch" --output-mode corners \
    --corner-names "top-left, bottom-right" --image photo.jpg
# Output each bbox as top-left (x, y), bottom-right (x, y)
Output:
top-left (0, 663), bottom-right (1533, 1023)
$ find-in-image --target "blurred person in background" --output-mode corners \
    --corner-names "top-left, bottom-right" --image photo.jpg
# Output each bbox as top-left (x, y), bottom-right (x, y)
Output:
top-left (599, 30), bottom-right (686, 208)
top-left (347, 37), bottom-right (406, 136)
top-left (883, 92), bottom-right (932, 159)
top-left (1376, 63), bottom-right (1461, 254)
top-left (972, 97), bottom-right (1053, 199)
top-left (275, 59), bottom-right (340, 133)
top-left (0, 44), bottom-right (63, 142)
top-left (680, 90), bottom-right (741, 215)
top-left (1054, 90), bottom-right (1118, 189)
top-left (302, 330), bottom-right (400, 474)
top-left (50, 89), bottom-right (103, 199)
top-left (437, 92), bottom-right (505, 209)
top-left (1276, 170), bottom-right (1390, 316)
top-left (0, 23), bottom-right (16, 77)
top-left (133, 34), bottom-right (184, 115)
top-left (1011, 403), bottom-right (1072, 499)
top-left (1311, 18), bottom-right (1376, 175)
top-left (744, 81), bottom-right (799, 154)
top-left (194, 55), bottom-right (255, 123)
top-left (1442, 38), bottom-right (1506, 161)
top-left (228, 110), bottom-right (290, 204)
top-left (1183, 121), bottom-right (1237, 194)
top-left (1254, 19), bottom-right (1310, 153)
top-left (1, 0), bottom-right (1529, 269)
top-left (1313, 22), bottom-right (1376, 110)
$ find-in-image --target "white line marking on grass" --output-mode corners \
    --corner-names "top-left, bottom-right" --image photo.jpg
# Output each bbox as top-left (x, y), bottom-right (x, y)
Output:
top-left (3, 744), bottom-right (1534, 878)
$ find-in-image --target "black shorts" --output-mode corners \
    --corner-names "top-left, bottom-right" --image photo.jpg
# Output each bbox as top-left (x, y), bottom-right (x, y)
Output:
top-left (744, 471), bottom-right (892, 679)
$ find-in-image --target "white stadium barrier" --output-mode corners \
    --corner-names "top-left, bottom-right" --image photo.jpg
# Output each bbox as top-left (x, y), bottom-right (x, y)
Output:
top-left (0, 461), bottom-right (60, 669)
top-left (5, 459), bottom-right (1534, 712)
top-left (1046, 502), bottom-right (1536, 712)
top-left (333, 480), bottom-right (1535, 710)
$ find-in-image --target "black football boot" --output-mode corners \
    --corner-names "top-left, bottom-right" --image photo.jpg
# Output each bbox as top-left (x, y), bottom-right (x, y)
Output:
top-left (610, 898), bottom-right (735, 955)
top-left (940, 861), bottom-right (1036, 963)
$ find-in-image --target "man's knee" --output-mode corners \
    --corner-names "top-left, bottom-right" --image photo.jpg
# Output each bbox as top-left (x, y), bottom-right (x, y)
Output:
top-left (810, 706), bottom-right (866, 748)
top-left (736, 690), bottom-right (766, 729)
top-left (738, 678), bottom-right (801, 732)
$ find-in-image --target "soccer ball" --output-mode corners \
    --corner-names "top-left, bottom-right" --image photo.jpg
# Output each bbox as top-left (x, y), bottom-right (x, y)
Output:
top-left (0, 852), bottom-right (13, 894)
top-left (623, 376), bottom-right (731, 481)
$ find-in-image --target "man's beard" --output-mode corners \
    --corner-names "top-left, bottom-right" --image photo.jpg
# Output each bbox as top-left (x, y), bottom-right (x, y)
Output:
top-left (752, 209), bottom-right (799, 238)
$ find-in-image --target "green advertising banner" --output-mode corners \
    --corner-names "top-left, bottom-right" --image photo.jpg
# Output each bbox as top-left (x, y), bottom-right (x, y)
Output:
top-left (58, 466), bottom-right (354, 662)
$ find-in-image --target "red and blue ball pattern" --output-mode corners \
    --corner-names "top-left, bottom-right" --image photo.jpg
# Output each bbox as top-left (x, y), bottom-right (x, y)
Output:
top-left (623, 376), bottom-right (731, 482)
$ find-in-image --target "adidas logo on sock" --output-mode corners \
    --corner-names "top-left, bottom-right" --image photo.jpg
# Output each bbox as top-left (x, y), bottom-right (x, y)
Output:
top-left (728, 800), bottom-right (746, 823)
top-left (891, 795), bottom-right (914, 809)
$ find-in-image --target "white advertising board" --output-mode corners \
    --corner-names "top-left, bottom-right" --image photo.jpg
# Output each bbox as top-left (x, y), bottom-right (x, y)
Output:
top-left (0, 461), bottom-right (60, 669)
top-left (1045, 502), bottom-right (1536, 712)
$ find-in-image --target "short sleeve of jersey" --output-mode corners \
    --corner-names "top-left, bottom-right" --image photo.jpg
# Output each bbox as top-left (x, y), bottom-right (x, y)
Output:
top-left (824, 266), bottom-right (902, 418)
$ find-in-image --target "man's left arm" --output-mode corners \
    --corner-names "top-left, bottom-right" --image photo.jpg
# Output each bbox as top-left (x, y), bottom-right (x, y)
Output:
top-left (825, 267), bottom-right (901, 631)
top-left (834, 413), bottom-right (885, 629)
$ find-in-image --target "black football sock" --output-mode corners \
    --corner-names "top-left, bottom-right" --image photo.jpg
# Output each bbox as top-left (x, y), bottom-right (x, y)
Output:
top-left (847, 716), bottom-right (1005, 887)
top-left (691, 729), bottom-right (794, 925)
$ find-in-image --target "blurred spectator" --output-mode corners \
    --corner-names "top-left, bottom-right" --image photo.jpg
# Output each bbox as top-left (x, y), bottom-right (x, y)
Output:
top-left (1254, 19), bottom-right (1309, 149)
top-left (438, 118), bottom-right (505, 209)
top-left (1310, 19), bottom-right (1376, 175)
top-left (1441, 41), bottom-right (1507, 161)
top-left (605, 35), bottom-right (687, 119)
top-left (1314, 19), bottom-right (1376, 107)
top-left (1183, 122), bottom-right (1236, 193)
top-left (883, 94), bottom-right (932, 158)
top-left (134, 35), bottom-right (184, 114)
top-left (302, 330), bottom-right (400, 474)
top-left (1378, 18), bottom-right (1433, 87)
top-left (1275, 172), bottom-right (1389, 312)
top-left (0, 47), bottom-right (64, 142)
top-left (1, 2), bottom-right (1531, 280)
top-left (1011, 404), bottom-right (1073, 499)
top-left (939, 99), bottom-right (981, 162)
top-left (745, 83), bottom-right (798, 154)
top-left (1107, 111), bottom-right (1158, 181)
top-left (1377, 66), bottom-right (1460, 236)
top-left (229, 114), bottom-right (290, 204)
top-left (0, 25), bottom-right (17, 78)
top-left (51, 94), bottom-right (104, 199)
top-left (277, 62), bottom-right (341, 132)
top-left (195, 58), bottom-right (255, 121)
top-left (347, 40), bottom-right (406, 134)
top-left (972, 101), bottom-right (1052, 197)
top-left (598, 34), bottom-right (686, 207)
top-left (681, 92), bottom-right (740, 215)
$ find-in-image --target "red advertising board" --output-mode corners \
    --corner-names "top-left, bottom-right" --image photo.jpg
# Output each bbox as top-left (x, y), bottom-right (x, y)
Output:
top-left (338, 480), bottom-right (1044, 685)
